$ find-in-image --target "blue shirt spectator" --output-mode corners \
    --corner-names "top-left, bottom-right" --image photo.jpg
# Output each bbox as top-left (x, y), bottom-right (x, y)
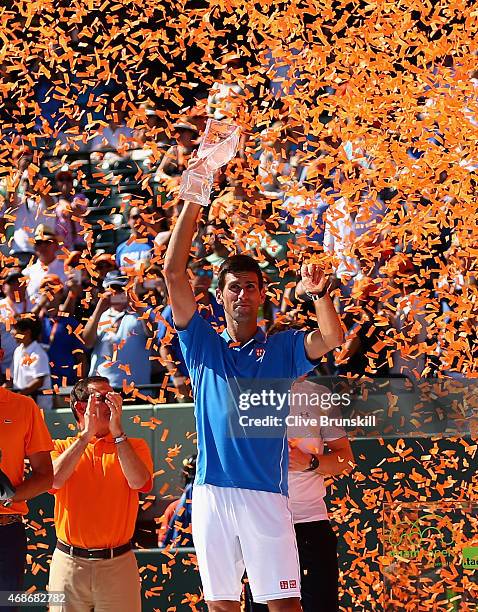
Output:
top-left (115, 206), bottom-right (154, 271)
top-left (41, 315), bottom-right (84, 386)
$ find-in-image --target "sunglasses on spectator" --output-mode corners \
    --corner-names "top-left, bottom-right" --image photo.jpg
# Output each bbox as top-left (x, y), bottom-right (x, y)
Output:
top-left (195, 269), bottom-right (213, 278)
top-left (130, 214), bottom-right (141, 220)
top-left (35, 239), bottom-right (54, 246)
top-left (109, 284), bottom-right (126, 292)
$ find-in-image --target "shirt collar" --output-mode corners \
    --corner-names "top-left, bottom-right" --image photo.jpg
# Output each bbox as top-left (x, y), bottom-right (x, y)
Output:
top-left (220, 326), bottom-right (267, 348)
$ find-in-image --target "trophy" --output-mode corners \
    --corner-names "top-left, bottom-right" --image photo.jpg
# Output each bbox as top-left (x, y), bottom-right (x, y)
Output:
top-left (179, 119), bottom-right (240, 206)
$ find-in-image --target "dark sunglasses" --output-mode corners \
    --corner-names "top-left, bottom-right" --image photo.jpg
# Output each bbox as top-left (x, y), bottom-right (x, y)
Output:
top-left (195, 269), bottom-right (213, 279)
top-left (35, 239), bottom-right (54, 246)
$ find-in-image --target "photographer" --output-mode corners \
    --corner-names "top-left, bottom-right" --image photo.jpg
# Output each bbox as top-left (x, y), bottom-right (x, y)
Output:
top-left (48, 376), bottom-right (153, 612)
top-left (82, 271), bottom-right (152, 391)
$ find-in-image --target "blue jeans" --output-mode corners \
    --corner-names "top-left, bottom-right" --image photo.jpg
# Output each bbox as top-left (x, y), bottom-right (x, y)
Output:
top-left (0, 522), bottom-right (27, 612)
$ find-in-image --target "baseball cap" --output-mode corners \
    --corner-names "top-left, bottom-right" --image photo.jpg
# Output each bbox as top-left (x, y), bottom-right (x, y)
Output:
top-left (34, 224), bottom-right (59, 243)
top-left (1, 268), bottom-right (24, 284)
top-left (103, 270), bottom-right (128, 289)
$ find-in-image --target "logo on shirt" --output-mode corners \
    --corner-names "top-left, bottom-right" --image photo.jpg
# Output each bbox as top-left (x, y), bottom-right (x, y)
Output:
top-left (255, 347), bottom-right (266, 361)
top-left (3, 419), bottom-right (12, 424)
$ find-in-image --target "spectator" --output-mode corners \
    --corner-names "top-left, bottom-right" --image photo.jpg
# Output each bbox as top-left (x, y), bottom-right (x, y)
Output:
top-left (158, 454), bottom-right (196, 547)
top-left (48, 376), bottom-right (153, 612)
top-left (36, 275), bottom-right (85, 387)
top-left (335, 277), bottom-right (393, 377)
top-left (54, 170), bottom-right (75, 203)
top-left (61, 251), bottom-right (115, 323)
top-left (11, 314), bottom-right (52, 410)
top-left (203, 220), bottom-right (231, 289)
top-left (154, 121), bottom-right (198, 191)
top-left (0, 270), bottom-right (31, 381)
top-left (115, 207), bottom-right (154, 272)
top-left (207, 53), bottom-right (246, 121)
top-left (245, 376), bottom-right (354, 612)
top-left (0, 354), bottom-right (53, 600)
top-left (55, 193), bottom-right (88, 251)
top-left (83, 271), bottom-right (152, 392)
top-left (0, 148), bottom-right (55, 257)
top-left (158, 260), bottom-right (225, 401)
top-left (23, 225), bottom-right (67, 305)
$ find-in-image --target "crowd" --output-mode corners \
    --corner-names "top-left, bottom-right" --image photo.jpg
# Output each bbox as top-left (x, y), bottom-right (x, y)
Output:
top-left (0, 109), bottom-right (476, 409)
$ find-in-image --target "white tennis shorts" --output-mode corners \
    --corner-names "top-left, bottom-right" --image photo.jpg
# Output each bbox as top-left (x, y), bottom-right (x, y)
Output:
top-left (192, 484), bottom-right (301, 603)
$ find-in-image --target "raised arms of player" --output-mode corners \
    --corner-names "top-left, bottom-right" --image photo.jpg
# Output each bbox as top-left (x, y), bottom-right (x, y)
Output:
top-left (163, 201), bottom-right (203, 329)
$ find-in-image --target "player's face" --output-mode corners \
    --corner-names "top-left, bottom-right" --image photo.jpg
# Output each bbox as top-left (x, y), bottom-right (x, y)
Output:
top-left (217, 272), bottom-right (264, 321)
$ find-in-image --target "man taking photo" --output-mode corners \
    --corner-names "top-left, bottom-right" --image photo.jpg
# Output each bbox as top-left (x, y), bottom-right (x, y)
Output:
top-left (47, 376), bottom-right (153, 612)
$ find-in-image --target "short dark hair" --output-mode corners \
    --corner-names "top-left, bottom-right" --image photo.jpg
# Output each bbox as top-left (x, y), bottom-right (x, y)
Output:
top-left (13, 314), bottom-right (42, 342)
top-left (70, 376), bottom-right (109, 422)
top-left (217, 255), bottom-right (263, 291)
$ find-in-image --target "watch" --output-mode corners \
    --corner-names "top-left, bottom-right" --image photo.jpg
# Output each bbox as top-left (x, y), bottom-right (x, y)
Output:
top-left (305, 282), bottom-right (331, 301)
top-left (305, 455), bottom-right (320, 472)
top-left (114, 434), bottom-right (128, 445)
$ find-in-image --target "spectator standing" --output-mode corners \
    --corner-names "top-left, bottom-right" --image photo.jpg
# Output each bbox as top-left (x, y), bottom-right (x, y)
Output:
top-left (11, 315), bottom-right (52, 410)
top-left (23, 225), bottom-right (67, 305)
top-left (83, 271), bottom-right (152, 391)
top-left (0, 147), bottom-right (55, 257)
top-left (48, 376), bottom-right (153, 612)
top-left (115, 207), bottom-right (154, 272)
top-left (55, 193), bottom-right (88, 251)
top-left (0, 270), bottom-right (31, 381)
top-left (36, 275), bottom-right (85, 388)
top-left (244, 377), bottom-right (354, 612)
top-left (0, 367), bottom-right (53, 609)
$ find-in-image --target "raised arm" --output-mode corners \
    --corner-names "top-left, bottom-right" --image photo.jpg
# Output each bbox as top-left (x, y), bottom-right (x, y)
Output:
top-left (301, 263), bottom-right (344, 360)
top-left (163, 201), bottom-right (202, 328)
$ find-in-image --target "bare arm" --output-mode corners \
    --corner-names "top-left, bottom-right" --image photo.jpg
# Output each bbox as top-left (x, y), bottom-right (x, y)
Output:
top-left (300, 263), bottom-right (344, 360)
top-left (163, 201), bottom-right (202, 329)
top-left (82, 294), bottom-right (110, 348)
top-left (289, 437), bottom-right (355, 476)
top-left (116, 441), bottom-right (151, 490)
top-left (18, 376), bottom-right (46, 396)
top-left (315, 437), bottom-right (355, 476)
top-left (12, 451), bottom-right (53, 502)
top-left (305, 294), bottom-right (345, 360)
top-left (106, 393), bottom-right (151, 490)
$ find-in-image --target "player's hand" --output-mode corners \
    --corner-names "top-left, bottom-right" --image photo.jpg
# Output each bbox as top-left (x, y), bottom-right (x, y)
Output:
top-left (288, 444), bottom-right (311, 472)
top-left (300, 262), bottom-right (329, 296)
top-left (82, 395), bottom-right (100, 442)
top-left (106, 392), bottom-right (123, 437)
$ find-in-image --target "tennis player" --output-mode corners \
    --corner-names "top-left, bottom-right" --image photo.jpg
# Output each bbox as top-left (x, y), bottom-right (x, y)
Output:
top-left (164, 194), bottom-right (344, 611)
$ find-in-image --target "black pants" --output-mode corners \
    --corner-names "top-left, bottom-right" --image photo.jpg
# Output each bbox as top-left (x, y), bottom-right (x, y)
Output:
top-left (244, 520), bottom-right (339, 612)
top-left (0, 522), bottom-right (27, 612)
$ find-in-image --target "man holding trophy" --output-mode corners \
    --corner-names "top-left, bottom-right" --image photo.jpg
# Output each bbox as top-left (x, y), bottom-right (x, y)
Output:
top-left (164, 120), bottom-right (344, 611)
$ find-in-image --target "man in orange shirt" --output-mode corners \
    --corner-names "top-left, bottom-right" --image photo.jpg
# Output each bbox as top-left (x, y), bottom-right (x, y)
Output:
top-left (48, 376), bottom-right (153, 612)
top-left (0, 339), bottom-right (53, 609)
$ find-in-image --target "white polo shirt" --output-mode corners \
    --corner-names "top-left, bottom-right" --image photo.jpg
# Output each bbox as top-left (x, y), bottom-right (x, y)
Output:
top-left (288, 379), bottom-right (345, 524)
top-left (13, 340), bottom-right (53, 410)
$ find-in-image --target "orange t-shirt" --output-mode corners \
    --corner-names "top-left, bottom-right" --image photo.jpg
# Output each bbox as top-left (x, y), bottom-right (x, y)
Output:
top-left (51, 435), bottom-right (153, 548)
top-left (0, 388), bottom-right (53, 516)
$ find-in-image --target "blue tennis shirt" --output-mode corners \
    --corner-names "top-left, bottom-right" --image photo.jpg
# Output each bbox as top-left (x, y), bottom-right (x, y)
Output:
top-left (177, 311), bottom-right (318, 495)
